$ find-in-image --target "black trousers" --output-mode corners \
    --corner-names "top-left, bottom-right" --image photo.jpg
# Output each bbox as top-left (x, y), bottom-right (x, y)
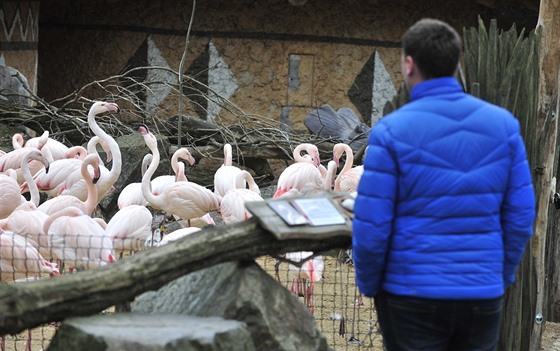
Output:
top-left (375, 291), bottom-right (503, 351)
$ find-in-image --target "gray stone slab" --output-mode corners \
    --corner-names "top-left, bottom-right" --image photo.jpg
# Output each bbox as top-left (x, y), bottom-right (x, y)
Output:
top-left (47, 313), bottom-right (255, 351)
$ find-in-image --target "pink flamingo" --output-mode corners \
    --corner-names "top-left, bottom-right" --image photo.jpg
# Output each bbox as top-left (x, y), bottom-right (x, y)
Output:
top-left (322, 160), bottom-right (339, 191)
top-left (30, 137), bottom-right (106, 199)
top-left (117, 154), bottom-right (152, 209)
top-left (0, 150), bottom-right (51, 256)
top-left (151, 147), bottom-right (196, 195)
top-left (11, 133), bottom-right (24, 149)
top-left (286, 251), bottom-right (324, 315)
top-left (0, 229), bottom-right (60, 281)
top-left (87, 135), bottom-right (113, 165)
top-left (43, 206), bottom-right (116, 271)
top-left (220, 170), bottom-right (264, 224)
top-left (37, 154), bottom-right (101, 216)
top-left (213, 143), bottom-right (245, 199)
top-left (139, 124), bottom-right (220, 224)
top-left (57, 101), bottom-right (121, 202)
top-left (175, 213), bottom-right (216, 229)
top-left (24, 132), bottom-right (69, 162)
top-left (333, 143), bottom-right (363, 193)
top-left (19, 149), bottom-right (50, 206)
top-left (0, 170), bottom-right (24, 219)
top-left (0, 202), bottom-right (50, 260)
top-left (158, 227), bottom-right (202, 246)
top-left (105, 205), bottom-right (153, 258)
top-left (0, 229), bottom-right (59, 351)
top-left (31, 155), bottom-right (84, 197)
top-left (0, 131), bottom-right (50, 184)
top-left (273, 143), bottom-right (323, 198)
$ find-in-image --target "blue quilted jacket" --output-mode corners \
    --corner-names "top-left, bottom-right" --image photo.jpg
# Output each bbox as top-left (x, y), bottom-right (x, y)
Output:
top-left (352, 77), bottom-right (536, 299)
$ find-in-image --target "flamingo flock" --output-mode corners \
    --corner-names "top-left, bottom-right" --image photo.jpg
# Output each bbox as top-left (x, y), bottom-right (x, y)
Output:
top-left (0, 100), bottom-right (364, 344)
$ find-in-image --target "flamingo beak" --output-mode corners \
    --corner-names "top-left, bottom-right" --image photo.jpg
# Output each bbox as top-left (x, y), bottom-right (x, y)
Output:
top-left (105, 102), bottom-right (120, 113)
top-left (91, 164), bottom-right (102, 184)
top-left (314, 157), bottom-right (321, 167)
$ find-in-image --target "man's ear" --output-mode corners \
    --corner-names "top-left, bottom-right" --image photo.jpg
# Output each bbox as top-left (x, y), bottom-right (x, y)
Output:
top-left (404, 55), bottom-right (415, 77)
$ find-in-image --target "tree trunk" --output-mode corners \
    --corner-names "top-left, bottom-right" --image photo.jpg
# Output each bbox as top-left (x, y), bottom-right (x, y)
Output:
top-left (529, 0), bottom-right (560, 349)
top-left (0, 219), bottom-right (351, 335)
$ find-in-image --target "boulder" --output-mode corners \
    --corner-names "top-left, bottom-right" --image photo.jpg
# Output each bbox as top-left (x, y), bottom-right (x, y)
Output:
top-left (132, 260), bottom-right (331, 351)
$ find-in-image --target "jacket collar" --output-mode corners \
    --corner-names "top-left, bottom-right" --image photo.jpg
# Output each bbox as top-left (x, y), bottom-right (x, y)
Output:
top-left (409, 77), bottom-right (463, 101)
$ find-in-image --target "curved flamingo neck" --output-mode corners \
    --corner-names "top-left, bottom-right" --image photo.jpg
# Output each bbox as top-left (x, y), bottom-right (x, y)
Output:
top-left (36, 131), bottom-right (49, 150)
top-left (82, 154), bottom-right (101, 215)
top-left (224, 144), bottom-right (233, 166)
top-left (334, 144), bottom-right (354, 191)
top-left (21, 152), bottom-right (43, 206)
top-left (175, 162), bottom-right (187, 181)
top-left (324, 160), bottom-right (337, 191)
top-left (338, 145), bottom-right (354, 174)
top-left (141, 154), bottom-right (152, 177)
top-left (238, 170), bottom-right (259, 193)
top-left (171, 148), bottom-right (195, 175)
top-left (65, 146), bottom-right (88, 160)
top-left (293, 144), bottom-right (310, 162)
top-left (88, 106), bottom-right (121, 185)
top-left (141, 133), bottom-right (162, 207)
top-left (12, 134), bottom-right (24, 149)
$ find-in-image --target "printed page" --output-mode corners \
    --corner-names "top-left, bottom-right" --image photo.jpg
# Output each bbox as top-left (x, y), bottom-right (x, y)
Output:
top-left (268, 200), bottom-right (309, 226)
top-left (291, 197), bottom-right (347, 226)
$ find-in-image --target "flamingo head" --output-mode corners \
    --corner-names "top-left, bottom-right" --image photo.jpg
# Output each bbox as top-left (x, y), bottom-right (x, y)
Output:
top-left (304, 144), bottom-right (321, 167)
top-left (108, 253), bottom-right (116, 263)
top-left (333, 154), bottom-right (340, 167)
top-left (186, 155), bottom-right (196, 166)
top-left (91, 101), bottom-right (120, 115)
top-left (311, 154), bottom-right (321, 167)
top-left (92, 164), bottom-right (101, 184)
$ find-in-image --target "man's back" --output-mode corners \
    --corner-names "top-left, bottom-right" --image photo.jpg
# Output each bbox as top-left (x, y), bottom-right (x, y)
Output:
top-left (353, 77), bottom-right (535, 299)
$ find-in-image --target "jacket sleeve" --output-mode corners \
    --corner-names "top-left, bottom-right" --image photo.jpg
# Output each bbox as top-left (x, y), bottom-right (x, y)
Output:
top-left (501, 121), bottom-right (536, 288)
top-left (352, 121), bottom-right (397, 297)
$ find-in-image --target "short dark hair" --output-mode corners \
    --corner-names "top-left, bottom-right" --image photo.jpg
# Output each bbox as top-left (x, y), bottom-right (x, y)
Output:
top-left (402, 18), bottom-right (462, 79)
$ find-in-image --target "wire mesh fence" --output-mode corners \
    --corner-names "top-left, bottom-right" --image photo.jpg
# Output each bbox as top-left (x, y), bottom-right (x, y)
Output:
top-left (0, 228), bottom-right (383, 351)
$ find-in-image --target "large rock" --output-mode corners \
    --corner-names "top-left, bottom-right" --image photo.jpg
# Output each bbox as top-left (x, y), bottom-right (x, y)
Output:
top-left (47, 313), bottom-right (255, 351)
top-left (0, 66), bottom-right (31, 106)
top-left (132, 260), bottom-right (331, 351)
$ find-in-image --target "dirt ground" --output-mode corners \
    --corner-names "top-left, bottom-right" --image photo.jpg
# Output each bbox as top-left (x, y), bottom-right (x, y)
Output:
top-left (541, 322), bottom-right (560, 351)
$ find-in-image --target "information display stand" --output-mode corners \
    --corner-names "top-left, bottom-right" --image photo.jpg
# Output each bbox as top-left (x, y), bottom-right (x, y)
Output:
top-left (245, 192), bottom-right (353, 240)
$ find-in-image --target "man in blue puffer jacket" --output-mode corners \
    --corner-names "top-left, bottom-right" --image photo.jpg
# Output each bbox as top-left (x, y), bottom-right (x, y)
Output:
top-left (352, 18), bottom-right (536, 351)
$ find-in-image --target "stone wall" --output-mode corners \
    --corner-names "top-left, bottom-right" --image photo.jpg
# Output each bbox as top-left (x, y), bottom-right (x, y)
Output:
top-left (0, 1), bottom-right (39, 94)
top-left (37, 0), bottom-right (490, 131)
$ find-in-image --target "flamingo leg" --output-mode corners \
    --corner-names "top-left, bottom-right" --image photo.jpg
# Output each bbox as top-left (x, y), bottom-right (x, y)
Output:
top-left (274, 259), bottom-right (282, 283)
top-left (290, 278), bottom-right (297, 294)
top-left (306, 281), bottom-right (315, 315)
top-left (297, 278), bottom-right (305, 297)
top-left (25, 329), bottom-right (31, 351)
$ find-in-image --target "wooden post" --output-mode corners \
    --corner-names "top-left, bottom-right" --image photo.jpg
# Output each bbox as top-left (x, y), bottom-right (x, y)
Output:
top-left (529, 0), bottom-right (560, 349)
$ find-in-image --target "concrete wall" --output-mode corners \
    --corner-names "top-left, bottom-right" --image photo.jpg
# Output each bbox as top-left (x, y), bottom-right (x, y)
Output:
top-left (37, 0), bottom-right (490, 131)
